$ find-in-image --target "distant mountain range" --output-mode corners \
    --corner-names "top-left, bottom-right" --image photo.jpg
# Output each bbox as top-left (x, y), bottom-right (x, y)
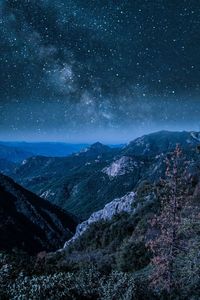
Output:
top-left (0, 143), bottom-right (32, 163)
top-left (0, 174), bottom-right (78, 254)
top-left (7, 130), bottom-right (200, 219)
top-left (0, 141), bottom-right (90, 162)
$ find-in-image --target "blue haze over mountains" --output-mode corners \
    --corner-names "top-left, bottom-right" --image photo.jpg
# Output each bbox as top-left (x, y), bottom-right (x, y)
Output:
top-left (0, 141), bottom-right (89, 162)
top-left (1, 130), bottom-right (200, 220)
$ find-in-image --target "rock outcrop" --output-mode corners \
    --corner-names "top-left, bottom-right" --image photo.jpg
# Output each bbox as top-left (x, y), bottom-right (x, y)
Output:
top-left (102, 156), bottom-right (140, 178)
top-left (64, 192), bottom-right (135, 248)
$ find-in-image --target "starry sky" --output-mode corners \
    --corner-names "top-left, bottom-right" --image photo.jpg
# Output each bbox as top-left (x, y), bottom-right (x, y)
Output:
top-left (0, 0), bottom-right (200, 143)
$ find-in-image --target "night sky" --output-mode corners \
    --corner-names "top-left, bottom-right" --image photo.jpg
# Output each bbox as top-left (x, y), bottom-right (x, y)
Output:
top-left (0, 0), bottom-right (200, 142)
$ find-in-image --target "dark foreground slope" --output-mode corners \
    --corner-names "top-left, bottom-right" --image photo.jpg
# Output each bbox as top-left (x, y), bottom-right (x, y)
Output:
top-left (0, 174), bottom-right (78, 254)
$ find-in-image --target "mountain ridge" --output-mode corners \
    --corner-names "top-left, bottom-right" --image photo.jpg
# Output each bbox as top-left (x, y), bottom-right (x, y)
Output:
top-left (0, 174), bottom-right (78, 254)
top-left (6, 130), bottom-right (200, 219)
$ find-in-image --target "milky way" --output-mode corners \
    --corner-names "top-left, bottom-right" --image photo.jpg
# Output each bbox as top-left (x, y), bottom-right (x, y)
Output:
top-left (0, 0), bottom-right (200, 142)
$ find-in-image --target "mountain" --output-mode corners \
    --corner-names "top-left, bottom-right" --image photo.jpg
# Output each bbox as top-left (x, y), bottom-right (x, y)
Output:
top-left (0, 142), bottom-right (93, 178)
top-left (0, 142), bottom-right (89, 174)
top-left (0, 141), bottom-right (89, 158)
top-left (10, 131), bottom-right (200, 219)
top-left (78, 142), bottom-right (111, 157)
top-left (64, 191), bottom-right (136, 248)
top-left (122, 130), bottom-right (199, 156)
top-left (0, 174), bottom-right (78, 254)
top-left (1, 131), bottom-right (200, 299)
top-left (11, 143), bottom-right (120, 218)
top-left (0, 144), bottom-right (32, 163)
top-left (50, 160), bottom-right (199, 300)
top-left (0, 159), bottom-right (17, 175)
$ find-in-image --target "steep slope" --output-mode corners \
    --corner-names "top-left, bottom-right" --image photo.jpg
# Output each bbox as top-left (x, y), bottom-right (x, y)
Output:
top-left (122, 130), bottom-right (199, 156)
top-left (13, 142), bottom-right (118, 183)
top-left (64, 192), bottom-right (136, 248)
top-left (1, 135), bottom-right (200, 299)
top-left (11, 143), bottom-right (120, 218)
top-left (10, 131), bottom-right (200, 219)
top-left (0, 174), bottom-right (78, 254)
top-left (50, 173), bottom-right (199, 299)
top-left (61, 182), bottom-right (157, 257)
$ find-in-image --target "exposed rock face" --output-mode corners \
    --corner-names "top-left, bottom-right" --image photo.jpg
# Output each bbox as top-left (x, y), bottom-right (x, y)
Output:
top-left (64, 192), bottom-right (135, 248)
top-left (102, 156), bottom-right (139, 178)
top-left (40, 189), bottom-right (56, 199)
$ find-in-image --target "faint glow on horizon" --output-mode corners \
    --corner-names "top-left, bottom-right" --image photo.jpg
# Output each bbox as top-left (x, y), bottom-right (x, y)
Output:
top-left (1, 122), bottom-right (200, 144)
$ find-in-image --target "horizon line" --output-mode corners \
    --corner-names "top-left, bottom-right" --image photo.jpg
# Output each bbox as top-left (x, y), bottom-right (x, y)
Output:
top-left (0, 129), bottom-right (196, 144)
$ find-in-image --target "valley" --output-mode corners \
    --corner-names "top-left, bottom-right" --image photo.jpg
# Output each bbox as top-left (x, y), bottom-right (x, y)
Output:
top-left (0, 131), bottom-right (200, 299)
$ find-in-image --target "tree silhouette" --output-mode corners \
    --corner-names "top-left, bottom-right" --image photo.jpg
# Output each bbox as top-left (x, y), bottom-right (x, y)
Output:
top-left (147, 145), bottom-right (190, 296)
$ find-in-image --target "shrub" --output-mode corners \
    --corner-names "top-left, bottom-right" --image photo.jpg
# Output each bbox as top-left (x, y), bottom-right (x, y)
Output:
top-left (116, 239), bottom-right (151, 272)
top-left (99, 271), bottom-right (136, 300)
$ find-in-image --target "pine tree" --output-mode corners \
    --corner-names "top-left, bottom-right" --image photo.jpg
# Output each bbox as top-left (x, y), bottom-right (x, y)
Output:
top-left (147, 145), bottom-right (189, 296)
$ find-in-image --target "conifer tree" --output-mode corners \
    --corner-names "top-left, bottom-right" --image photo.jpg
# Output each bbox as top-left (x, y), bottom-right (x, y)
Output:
top-left (147, 145), bottom-right (189, 295)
